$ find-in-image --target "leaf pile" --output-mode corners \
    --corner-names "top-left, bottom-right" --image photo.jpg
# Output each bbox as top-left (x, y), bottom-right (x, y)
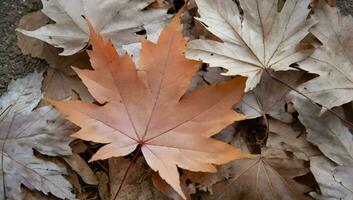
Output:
top-left (1, 0), bottom-right (352, 199)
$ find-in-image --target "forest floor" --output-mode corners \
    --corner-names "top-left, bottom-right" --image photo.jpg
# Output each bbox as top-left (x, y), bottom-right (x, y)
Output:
top-left (0, 0), bottom-right (353, 95)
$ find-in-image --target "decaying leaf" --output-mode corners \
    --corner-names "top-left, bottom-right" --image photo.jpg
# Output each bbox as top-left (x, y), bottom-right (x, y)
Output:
top-left (49, 13), bottom-right (250, 198)
top-left (16, 0), bottom-right (171, 58)
top-left (186, 0), bottom-right (316, 91)
top-left (63, 153), bottom-right (98, 185)
top-left (16, 11), bottom-right (93, 103)
top-left (109, 157), bottom-right (168, 200)
top-left (310, 156), bottom-right (353, 200)
top-left (0, 72), bottom-right (75, 200)
top-left (187, 150), bottom-right (311, 200)
top-left (267, 119), bottom-right (320, 161)
top-left (236, 71), bottom-right (306, 123)
top-left (96, 171), bottom-right (110, 200)
top-left (289, 93), bottom-right (353, 199)
top-left (296, 3), bottom-right (353, 110)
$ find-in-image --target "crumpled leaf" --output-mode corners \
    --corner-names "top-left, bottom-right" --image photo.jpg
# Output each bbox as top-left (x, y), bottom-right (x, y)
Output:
top-left (16, 11), bottom-right (93, 103)
top-left (236, 71), bottom-right (306, 123)
top-left (187, 150), bottom-right (311, 200)
top-left (267, 119), bottom-right (320, 161)
top-left (186, 0), bottom-right (316, 91)
top-left (49, 13), bottom-right (250, 198)
top-left (296, 2), bottom-right (353, 110)
top-left (42, 68), bottom-right (93, 104)
top-left (289, 93), bottom-right (353, 199)
top-left (0, 72), bottom-right (75, 200)
top-left (109, 157), bottom-right (168, 200)
top-left (16, 0), bottom-right (171, 59)
top-left (310, 156), bottom-right (353, 200)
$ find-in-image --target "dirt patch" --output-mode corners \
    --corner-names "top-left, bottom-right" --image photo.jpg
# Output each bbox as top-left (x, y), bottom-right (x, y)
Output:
top-left (0, 0), bottom-right (47, 95)
top-left (337, 0), bottom-right (353, 15)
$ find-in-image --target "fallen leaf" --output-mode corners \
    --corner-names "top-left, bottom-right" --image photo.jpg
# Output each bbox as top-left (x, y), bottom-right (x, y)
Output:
top-left (289, 93), bottom-right (353, 167)
top-left (109, 157), bottom-right (168, 200)
top-left (63, 153), bottom-right (98, 185)
top-left (296, 3), bottom-right (353, 110)
top-left (289, 93), bottom-right (353, 198)
top-left (49, 13), bottom-right (250, 198)
top-left (42, 68), bottom-right (93, 104)
top-left (267, 119), bottom-right (320, 161)
top-left (21, 187), bottom-right (55, 200)
top-left (70, 140), bottom-right (88, 154)
top-left (16, 11), bottom-right (93, 103)
top-left (186, 0), bottom-right (316, 91)
top-left (236, 71), bottom-right (306, 123)
top-left (16, 0), bottom-right (171, 58)
top-left (310, 156), bottom-right (353, 200)
top-left (188, 150), bottom-right (311, 200)
top-left (0, 72), bottom-right (75, 200)
top-left (152, 173), bottom-right (187, 200)
top-left (96, 171), bottom-right (110, 200)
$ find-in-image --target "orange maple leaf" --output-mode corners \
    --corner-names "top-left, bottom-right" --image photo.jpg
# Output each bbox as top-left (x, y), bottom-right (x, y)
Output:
top-left (49, 12), bottom-right (249, 198)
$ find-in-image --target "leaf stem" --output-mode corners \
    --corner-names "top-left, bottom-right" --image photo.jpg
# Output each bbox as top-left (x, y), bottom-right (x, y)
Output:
top-left (112, 145), bottom-right (142, 200)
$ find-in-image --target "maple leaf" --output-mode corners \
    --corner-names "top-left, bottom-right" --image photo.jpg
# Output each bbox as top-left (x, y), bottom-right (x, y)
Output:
top-left (49, 13), bottom-right (249, 198)
top-left (16, 11), bottom-right (93, 104)
top-left (187, 150), bottom-right (311, 200)
top-left (266, 119), bottom-right (320, 161)
top-left (235, 71), bottom-right (306, 123)
top-left (0, 72), bottom-right (75, 200)
top-left (296, 3), bottom-right (353, 110)
top-left (310, 156), bottom-right (353, 200)
top-left (289, 93), bottom-right (353, 199)
top-left (16, 0), bottom-right (171, 57)
top-left (186, 0), bottom-right (316, 91)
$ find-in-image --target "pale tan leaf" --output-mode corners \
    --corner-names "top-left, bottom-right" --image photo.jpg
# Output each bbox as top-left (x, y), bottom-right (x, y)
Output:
top-left (16, 0), bottom-right (172, 59)
top-left (187, 0), bottom-right (316, 91)
top-left (296, 3), bottom-right (353, 110)
top-left (152, 173), bottom-right (187, 200)
top-left (17, 11), bottom-right (93, 103)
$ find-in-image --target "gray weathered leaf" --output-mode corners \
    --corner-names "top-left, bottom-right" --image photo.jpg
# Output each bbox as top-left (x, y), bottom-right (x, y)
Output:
top-left (0, 72), bottom-right (75, 200)
top-left (187, 0), bottom-right (315, 91)
top-left (289, 93), bottom-right (353, 199)
top-left (186, 150), bottom-right (310, 200)
top-left (310, 156), bottom-right (353, 200)
top-left (296, 3), bottom-right (353, 110)
top-left (16, 0), bottom-right (171, 59)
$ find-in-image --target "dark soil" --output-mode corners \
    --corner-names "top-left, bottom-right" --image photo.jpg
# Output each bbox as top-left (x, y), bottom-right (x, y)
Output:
top-left (0, 0), bottom-right (352, 96)
top-left (0, 0), bottom-right (46, 95)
